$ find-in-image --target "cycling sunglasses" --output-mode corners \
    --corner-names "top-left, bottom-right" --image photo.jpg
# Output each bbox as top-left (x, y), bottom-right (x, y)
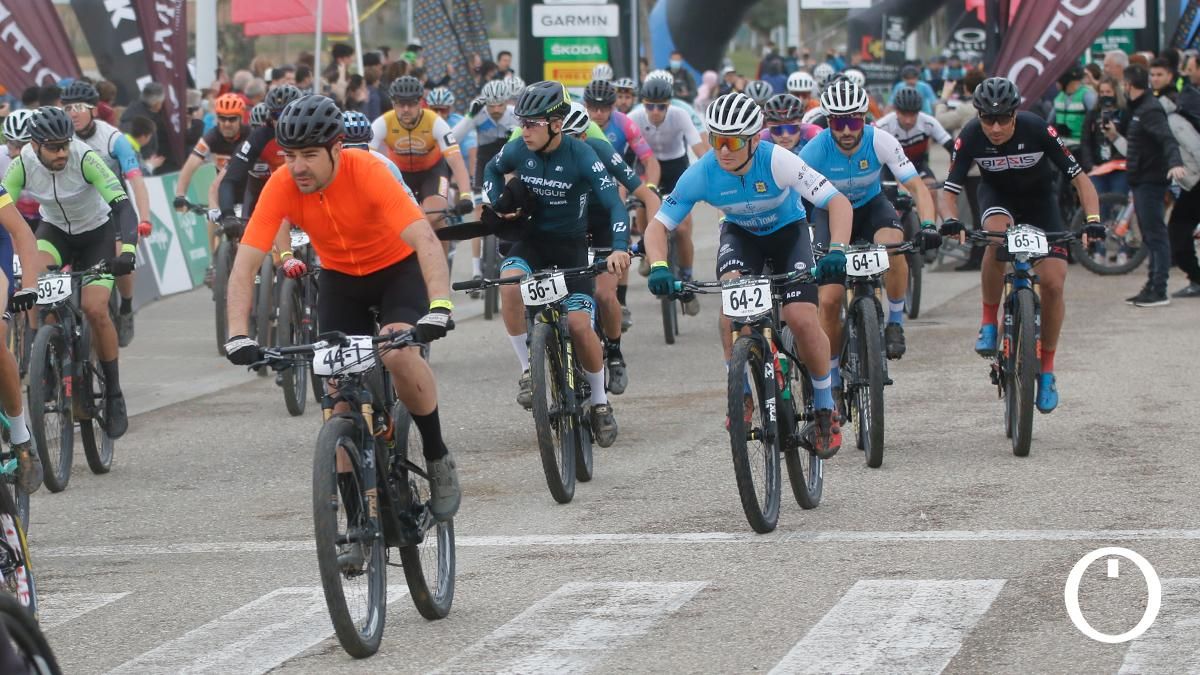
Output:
top-left (40, 141), bottom-right (70, 153)
top-left (642, 102), bottom-right (670, 111)
top-left (769, 124), bottom-right (801, 136)
top-left (217, 115), bottom-right (242, 123)
top-left (709, 134), bottom-right (750, 152)
top-left (828, 116), bottom-right (865, 132)
top-left (980, 113), bottom-right (1016, 127)
top-left (518, 118), bottom-right (550, 129)
top-left (64, 103), bottom-right (94, 113)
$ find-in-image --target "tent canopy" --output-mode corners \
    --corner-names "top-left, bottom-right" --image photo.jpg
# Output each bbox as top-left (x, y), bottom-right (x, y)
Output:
top-left (231, 0), bottom-right (350, 36)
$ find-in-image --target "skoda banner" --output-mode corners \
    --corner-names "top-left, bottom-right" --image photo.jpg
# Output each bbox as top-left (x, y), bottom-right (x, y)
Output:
top-left (519, 0), bottom-right (637, 95)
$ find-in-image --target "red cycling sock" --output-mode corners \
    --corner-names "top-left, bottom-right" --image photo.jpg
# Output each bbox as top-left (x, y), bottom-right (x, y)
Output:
top-left (1041, 349), bottom-right (1055, 373)
top-left (982, 303), bottom-right (1000, 326)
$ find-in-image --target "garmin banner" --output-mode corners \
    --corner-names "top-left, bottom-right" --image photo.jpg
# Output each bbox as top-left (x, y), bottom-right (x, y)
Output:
top-left (0, 0), bottom-right (82, 91)
top-left (133, 0), bottom-right (189, 172)
top-left (69, 0), bottom-right (152, 105)
top-left (993, 0), bottom-right (1134, 108)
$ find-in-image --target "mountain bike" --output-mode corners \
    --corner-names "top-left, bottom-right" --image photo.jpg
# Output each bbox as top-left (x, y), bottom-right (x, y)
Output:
top-left (0, 592), bottom-right (59, 673)
top-left (0, 415), bottom-right (31, 529)
top-left (675, 271), bottom-right (824, 533)
top-left (1070, 190), bottom-right (1145, 275)
top-left (6, 258), bottom-right (32, 381)
top-left (274, 229), bottom-right (321, 416)
top-left (0, 462), bottom-right (35, 620)
top-left (882, 181), bottom-right (925, 318)
top-left (204, 211), bottom-right (273, 358)
top-left (455, 262), bottom-right (605, 503)
top-left (827, 241), bottom-right (911, 469)
top-left (27, 261), bottom-right (118, 493)
top-left (253, 328), bottom-right (455, 658)
top-left (968, 226), bottom-right (1075, 457)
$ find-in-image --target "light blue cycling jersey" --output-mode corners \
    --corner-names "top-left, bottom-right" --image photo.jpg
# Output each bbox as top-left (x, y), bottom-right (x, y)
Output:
top-left (346, 142), bottom-right (417, 202)
top-left (657, 142), bottom-right (840, 236)
top-left (445, 112), bottom-right (477, 152)
top-left (799, 126), bottom-right (917, 209)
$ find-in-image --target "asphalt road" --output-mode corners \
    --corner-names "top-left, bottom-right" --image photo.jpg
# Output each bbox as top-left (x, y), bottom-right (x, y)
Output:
top-left (22, 204), bottom-right (1200, 675)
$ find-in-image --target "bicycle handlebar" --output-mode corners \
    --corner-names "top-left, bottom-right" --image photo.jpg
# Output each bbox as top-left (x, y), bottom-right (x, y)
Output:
top-left (967, 229), bottom-right (1077, 244)
top-left (249, 328), bottom-right (422, 371)
top-left (673, 269), bottom-right (816, 294)
top-left (451, 259), bottom-right (608, 292)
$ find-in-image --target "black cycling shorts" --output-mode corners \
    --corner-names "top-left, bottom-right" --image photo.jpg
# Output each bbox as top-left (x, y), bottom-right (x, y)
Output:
top-left (317, 255), bottom-right (428, 336)
top-left (811, 192), bottom-right (903, 247)
top-left (586, 204), bottom-right (613, 251)
top-left (976, 181), bottom-right (1069, 261)
top-left (716, 221), bottom-right (818, 305)
top-left (402, 162), bottom-right (452, 203)
top-left (36, 220), bottom-right (116, 288)
top-left (501, 235), bottom-right (595, 316)
top-left (659, 156), bottom-right (690, 194)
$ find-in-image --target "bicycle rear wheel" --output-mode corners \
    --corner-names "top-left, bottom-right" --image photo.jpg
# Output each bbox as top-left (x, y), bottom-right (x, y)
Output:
top-left (780, 331), bottom-right (823, 509)
top-left (27, 325), bottom-right (72, 493)
top-left (849, 300), bottom-right (886, 468)
top-left (0, 592), bottom-right (60, 673)
top-left (391, 402), bottom-right (455, 620)
top-left (1072, 192), bottom-right (1148, 275)
top-left (312, 418), bottom-right (386, 658)
top-left (529, 322), bottom-right (576, 504)
top-left (213, 240), bottom-right (233, 355)
top-left (728, 336), bottom-right (781, 534)
top-left (905, 250), bottom-right (923, 319)
top-left (0, 482), bottom-right (37, 619)
top-left (277, 280), bottom-right (308, 416)
top-left (574, 384), bottom-right (594, 483)
top-left (1008, 289), bottom-right (1038, 457)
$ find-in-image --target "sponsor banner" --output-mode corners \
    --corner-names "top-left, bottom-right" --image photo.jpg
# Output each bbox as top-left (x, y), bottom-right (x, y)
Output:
top-left (0, 0), bottom-right (82, 91)
top-left (69, 0), bottom-right (151, 105)
top-left (133, 0), bottom-right (189, 174)
top-left (532, 4), bottom-right (620, 37)
top-left (142, 168), bottom-right (216, 296)
top-left (544, 36), bottom-right (608, 61)
top-left (543, 61), bottom-right (602, 89)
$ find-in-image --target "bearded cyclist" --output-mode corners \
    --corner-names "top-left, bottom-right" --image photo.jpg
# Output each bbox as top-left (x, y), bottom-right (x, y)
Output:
top-left (612, 78), bottom-right (638, 114)
top-left (481, 81), bottom-right (630, 447)
top-left (3, 107), bottom-right (139, 438)
top-left (223, 95), bottom-right (461, 521)
top-left (800, 80), bottom-right (940, 372)
top-left (643, 93), bottom-right (854, 457)
top-left (940, 77), bottom-right (1102, 413)
top-left (63, 80), bottom-right (150, 347)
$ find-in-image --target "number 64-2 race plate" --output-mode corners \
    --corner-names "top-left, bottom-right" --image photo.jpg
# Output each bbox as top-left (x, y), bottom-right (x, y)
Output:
top-left (721, 278), bottom-right (772, 318)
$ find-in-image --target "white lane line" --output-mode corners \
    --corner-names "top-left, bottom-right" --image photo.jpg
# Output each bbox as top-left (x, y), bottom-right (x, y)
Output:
top-left (106, 585), bottom-right (408, 674)
top-left (433, 581), bottom-right (706, 674)
top-left (1119, 578), bottom-right (1200, 674)
top-left (769, 579), bottom-right (1005, 675)
top-left (39, 592), bottom-right (131, 630)
top-left (35, 529), bottom-right (1200, 557)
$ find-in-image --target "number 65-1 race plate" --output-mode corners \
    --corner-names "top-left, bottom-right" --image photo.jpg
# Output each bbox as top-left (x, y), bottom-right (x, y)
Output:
top-left (1007, 226), bottom-right (1048, 256)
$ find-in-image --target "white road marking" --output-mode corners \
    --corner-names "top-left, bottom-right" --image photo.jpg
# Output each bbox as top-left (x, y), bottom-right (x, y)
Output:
top-left (35, 529), bottom-right (1200, 558)
top-left (769, 579), bottom-right (1005, 675)
top-left (433, 581), bottom-right (706, 674)
top-left (39, 592), bottom-right (131, 630)
top-left (1118, 578), bottom-right (1200, 673)
top-left (106, 585), bottom-right (408, 674)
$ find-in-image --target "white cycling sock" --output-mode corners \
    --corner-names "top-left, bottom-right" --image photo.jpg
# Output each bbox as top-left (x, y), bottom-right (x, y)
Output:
top-left (586, 369), bottom-right (607, 406)
top-left (472, 257), bottom-right (482, 277)
top-left (6, 410), bottom-right (29, 445)
top-left (510, 334), bottom-right (530, 372)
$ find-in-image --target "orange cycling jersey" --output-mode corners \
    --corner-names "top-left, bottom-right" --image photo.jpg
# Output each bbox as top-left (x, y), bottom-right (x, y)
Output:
top-left (242, 149), bottom-right (425, 276)
top-left (374, 109), bottom-right (459, 173)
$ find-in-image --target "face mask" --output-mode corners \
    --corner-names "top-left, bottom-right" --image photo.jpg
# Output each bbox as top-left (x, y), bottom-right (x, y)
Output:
top-left (670, 60), bottom-right (682, 70)
top-left (1099, 95), bottom-right (1117, 108)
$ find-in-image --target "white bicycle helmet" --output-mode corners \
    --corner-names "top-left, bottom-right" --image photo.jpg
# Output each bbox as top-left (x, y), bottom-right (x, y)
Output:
top-left (820, 79), bottom-right (869, 115)
top-left (744, 79), bottom-right (774, 105)
top-left (562, 102), bottom-right (590, 136)
top-left (505, 75), bottom-right (526, 100)
top-left (645, 69), bottom-right (675, 86)
top-left (591, 63), bottom-right (614, 81)
top-left (844, 68), bottom-right (866, 88)
top-left (3, 109), bottom-right (33, 143)
top-left (425, 87), bottom-right (455, 108)
top-left (480, 79), bottom-right (509, 105)
top-left (787, 71), bottom-right (816, 95)
top-left (705, 92), bottom-right (763, 136)
top-left (812, 63), bottom-right (836, 86)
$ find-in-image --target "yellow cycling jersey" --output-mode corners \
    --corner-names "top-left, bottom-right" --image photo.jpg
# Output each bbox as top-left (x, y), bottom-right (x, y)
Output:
top-left (373, 109), bottom-right (459, 173)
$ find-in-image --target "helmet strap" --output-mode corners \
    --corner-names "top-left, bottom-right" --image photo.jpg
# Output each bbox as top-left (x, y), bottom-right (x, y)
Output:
top-left (730, 137), bottom-right (756, 174)
top-left (77, 120), bottom-right (96, 140)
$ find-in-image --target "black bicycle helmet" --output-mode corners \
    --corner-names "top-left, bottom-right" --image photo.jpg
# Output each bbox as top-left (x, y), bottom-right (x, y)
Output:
top-left (640, 78), bottom-right (673, 102)
top-left (1058, 63), bottom-right (1085, 88)
top-left (341, 110), bottom-right (373, 144)
top-left (250, 102), bottom-right (269, 128)
top-left (274, 95), bottom-right (343, 149)
top-left (892, 86), bottom-right (924, 113)
top-left (763, 93), bottom-right (803, 122)
top-left (973, 77), bottom-right (1021, 115)
top-left (265, 84), bottom-right (303, 115)
top-left (61, 80), bottom-right (99, 106)
top-left (583, 79), bottom-right (617, 106)
top-left (900, 65), bottom-right (921, 80)
top-left (388, 76), bottom-right (424, 102)
top-left (513, 80), bottom-right (570, 119)
top-left (28, 106), bottom-right (74, 143)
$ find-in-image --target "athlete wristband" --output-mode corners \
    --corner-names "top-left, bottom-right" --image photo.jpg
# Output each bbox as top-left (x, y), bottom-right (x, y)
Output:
top-left (279, 250), bottom-right (294, 260)
top-left (429, 299), bottom-right (454, 312)
top-left (1085, 214), bottom-right (1101, 224)
top-left (650, 261), bottom-right (669, 269)
top-left (828, 242), bottom-right (846, 251)
top-left (920, 220), bottom-right (934, 228)
top-left (120, 243), bottom-right (136, 255)
top-left (644, 182), bottom-right (658, 192)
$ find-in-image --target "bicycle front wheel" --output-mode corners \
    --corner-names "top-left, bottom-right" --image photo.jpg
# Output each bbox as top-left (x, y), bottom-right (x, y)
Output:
top-left (27, 325), bottom-right (72, 493)
top-left (0, 481), bottom-right (37, 619)
top-left (728, 336), bottom-right (781, 534)
top-left (660, 297), bottom-right (678, 345)
top-left (906, 249), bottom-right (923, 319)
top-left (277, 279), bottom-right (308, 416)
top-left (849, 300), bottom-right (886, 468)
top-left (391, 402), bottom-right (455, 620)
top-left (1008, 288), bottom-right (1038, 457)
top-left (312, 418), bottom-right (386, 658)
top-left (0, 593), bottom-right (60, 673)
top-left (213, 240), bottom-right (233, 355)
top-left (529, 322), bottom-right (576, 504)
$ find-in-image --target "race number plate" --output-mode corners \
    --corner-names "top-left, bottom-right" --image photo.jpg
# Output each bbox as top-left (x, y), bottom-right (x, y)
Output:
top-left (11, 256), bottom-right (20, 277)
top-left (312, 336), bottom-right (376, 376)
top-left (721, 279), bottom-right (772, 318)
top-left (1007, 226), bottom-right (1048, 256)
top-left (290, 230), bottom-right (311, 249)
top-left (36, 274), bottom-right (71, 305)
top-left (847, 247), bottom-right (890, 277)
top-left (520, 272), bottom-right (567, 306)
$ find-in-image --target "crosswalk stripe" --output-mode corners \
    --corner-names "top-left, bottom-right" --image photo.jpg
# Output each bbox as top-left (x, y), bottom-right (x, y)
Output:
top-left (433, 581), bottom-right (706, 674)
top-left (39, 592), bottom-right (131, 630)
top-left (1119, 578), bottom-right (1200, 673)
top-left (769, 579), bottom-right (1006, 675)
top-left (106, 584), bottom-right (408, 674)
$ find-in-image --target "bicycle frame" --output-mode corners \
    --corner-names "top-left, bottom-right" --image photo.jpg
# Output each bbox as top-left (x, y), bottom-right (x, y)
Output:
top-left (36, 267), bottom-right (107, 421)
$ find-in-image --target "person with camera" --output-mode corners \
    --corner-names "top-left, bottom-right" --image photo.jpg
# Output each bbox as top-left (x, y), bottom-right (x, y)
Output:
top-left (1078, 76), bottom-right (1128, 196)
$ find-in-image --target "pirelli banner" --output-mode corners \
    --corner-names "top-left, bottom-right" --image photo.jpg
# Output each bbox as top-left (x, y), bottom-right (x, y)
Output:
top-left (518, 0), bottom-right (638, 95)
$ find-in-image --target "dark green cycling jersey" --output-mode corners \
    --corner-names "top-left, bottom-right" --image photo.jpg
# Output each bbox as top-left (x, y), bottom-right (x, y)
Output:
top-left (484, 134), bottom-right (629, 250)
top-left (583, 136), bottom-right (642, 194)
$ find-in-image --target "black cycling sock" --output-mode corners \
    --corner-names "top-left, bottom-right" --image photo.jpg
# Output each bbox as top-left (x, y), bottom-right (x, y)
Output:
top-left (100, 359), bottom-right (121, 396)
top-left (606, 337), bottom-right (621, 355)
top-left (617, 284), bottom-right (628, 305)
top-left (411, 408), bottom-right (449, 461)
top-left (120, 296), bottom-right (133, 314)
